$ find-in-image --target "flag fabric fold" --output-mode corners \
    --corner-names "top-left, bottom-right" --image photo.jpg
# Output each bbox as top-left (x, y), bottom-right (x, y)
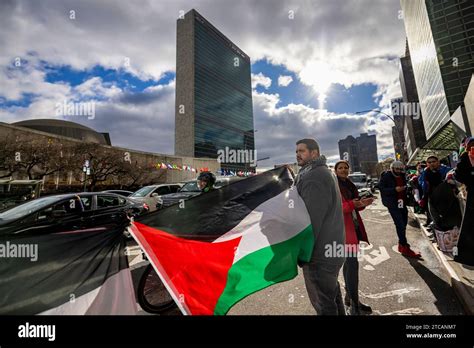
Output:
top-left (0, 227), bottom-right (137, 315)
top-left (129, 167), bottom-right (314, 315)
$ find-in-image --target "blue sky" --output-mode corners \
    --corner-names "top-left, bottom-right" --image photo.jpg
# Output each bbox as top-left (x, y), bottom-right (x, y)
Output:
top-left (252, 59), bottom-right (379, 115)
top-left (0, 0), bottom-right (406, 166)
top-left (3, 59), bottom-right (378, 117)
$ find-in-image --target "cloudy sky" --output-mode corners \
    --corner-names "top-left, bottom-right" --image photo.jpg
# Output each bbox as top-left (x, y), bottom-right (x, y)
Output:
top-left (0, 0), bottom-right (406, 168)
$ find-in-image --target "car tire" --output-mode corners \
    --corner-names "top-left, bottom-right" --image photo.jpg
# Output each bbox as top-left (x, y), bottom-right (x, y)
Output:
top-left (137, 264), bottom-right (177, 314)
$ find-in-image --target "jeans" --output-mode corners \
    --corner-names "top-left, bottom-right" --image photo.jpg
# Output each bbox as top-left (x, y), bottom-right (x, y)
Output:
top-left (302, 260), bottom-right (345, 315)
top-left (388, 206), bottom-right (408, 246)
top-left (343, 256), bottom-right (359, 304)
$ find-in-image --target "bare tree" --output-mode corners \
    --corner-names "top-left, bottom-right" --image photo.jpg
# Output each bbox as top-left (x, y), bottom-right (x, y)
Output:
top-left (14, 137), bottom-right (73, 180)
top-left (0, 135), bottom-right (22, 179)
top-left (115, 161), bottom-right (167, 189)
top-left (72, 143), bottom-right (131, 191)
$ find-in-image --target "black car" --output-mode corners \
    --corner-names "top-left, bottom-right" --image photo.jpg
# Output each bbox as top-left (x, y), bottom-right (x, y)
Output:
top-left (0, 192), bottom-right (145, 236)
top-left (101, 190), bottom-right (134, 197)
top-left (156, 177), bottom-right (244, 210)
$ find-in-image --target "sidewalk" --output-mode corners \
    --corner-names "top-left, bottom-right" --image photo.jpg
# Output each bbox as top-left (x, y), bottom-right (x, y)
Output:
top-left (409, 208), bottom-right (474, 314)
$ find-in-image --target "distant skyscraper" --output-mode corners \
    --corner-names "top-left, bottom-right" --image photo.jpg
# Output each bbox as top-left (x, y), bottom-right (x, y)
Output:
top-left (357, 133), bottom-right (379, 176)
top-left (399, 40), bottom-right (428, 163)
top-left (338, 135), bottom-right (360, 172)
top-left (390, 97), bottom-right (408, 163)
top-left (338, 133), bottom-right (378, 176)
top-left (175, 9), bottom-right (255, 171)
top-left (400, 0), bottom-right (474, 156)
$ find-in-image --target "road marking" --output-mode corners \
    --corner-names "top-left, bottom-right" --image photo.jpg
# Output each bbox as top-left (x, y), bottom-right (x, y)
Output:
top-left (361, 246), bottom-right (390, 269)
top-left (360, 287), bottom-right (421, 299)
top-left (379, 307), bottom-right (424, 315)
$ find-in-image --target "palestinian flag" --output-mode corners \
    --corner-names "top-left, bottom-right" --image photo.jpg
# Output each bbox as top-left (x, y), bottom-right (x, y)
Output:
top-left (129, 167), bottom-right (314, 315)
top-left (0, 227), bottom-right (137, 315)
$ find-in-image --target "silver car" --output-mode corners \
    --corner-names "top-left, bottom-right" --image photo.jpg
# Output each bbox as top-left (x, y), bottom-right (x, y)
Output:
top-left (129, 184), bottom-right (182, 212)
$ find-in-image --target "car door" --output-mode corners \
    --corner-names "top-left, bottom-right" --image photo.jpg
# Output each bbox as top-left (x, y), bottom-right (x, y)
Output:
top-left (92, 194), bottom-right (129, 230)
top-left (147, 186), bottom-right (171, 211)
top-left (169, 185), bottom-right (181, 193)
top-left (34, 196), bottom-right (85, 234)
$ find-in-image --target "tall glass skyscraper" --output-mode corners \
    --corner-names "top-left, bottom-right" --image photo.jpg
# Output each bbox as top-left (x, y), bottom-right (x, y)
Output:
top-left (175, 9), bottom-right (255, 171)
top-left (401, 0), bottom-right (474, 151)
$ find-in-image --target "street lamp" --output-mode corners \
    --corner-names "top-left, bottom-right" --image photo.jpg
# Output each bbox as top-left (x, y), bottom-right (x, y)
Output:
top-left (356, 109), bottom-right (407, 162)
top-left (83, 160), bottom-right (91, 192)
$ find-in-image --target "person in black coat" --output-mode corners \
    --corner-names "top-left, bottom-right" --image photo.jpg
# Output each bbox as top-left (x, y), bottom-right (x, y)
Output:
top-left (454, 137), bottom-right (474, 266)
top-left (379, 161), bottom-right (421, 258)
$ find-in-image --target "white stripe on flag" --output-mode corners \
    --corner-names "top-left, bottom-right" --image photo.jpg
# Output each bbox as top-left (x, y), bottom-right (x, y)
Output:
top-left (214, 188), bottom-right (311, 262)
top-left (39, 268), bottom-right (138, 315)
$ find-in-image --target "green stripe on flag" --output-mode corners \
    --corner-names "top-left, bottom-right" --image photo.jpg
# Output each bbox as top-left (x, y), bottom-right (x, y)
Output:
top-left (214, 224), bottom-right (314, 315)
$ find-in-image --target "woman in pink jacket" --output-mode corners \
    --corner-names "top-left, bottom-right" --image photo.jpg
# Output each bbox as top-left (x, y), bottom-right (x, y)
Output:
top-left (335, 160), bottom-right (374, 315)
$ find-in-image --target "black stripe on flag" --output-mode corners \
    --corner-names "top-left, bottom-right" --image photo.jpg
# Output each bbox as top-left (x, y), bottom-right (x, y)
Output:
top-left (135, 167), bottom-right (293, 241)
top-left (0, 227), bottom-right (128, 314)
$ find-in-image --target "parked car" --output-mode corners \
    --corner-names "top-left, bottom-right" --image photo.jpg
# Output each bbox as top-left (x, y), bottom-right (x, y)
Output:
top-left (129, 184), bottom-right (182, 212)
top-left (156, 176), bottom-right (244, 210)
top-left (101, 190), bottom-right (133, 197)
top-left (0, 192), bottom-right (146, 236)
top-left (348, 172), bottom-right (372, 191)
top-left (370, 178), bottom-right (379, 193)
top-left (0, 180), bottom-right (43, 212)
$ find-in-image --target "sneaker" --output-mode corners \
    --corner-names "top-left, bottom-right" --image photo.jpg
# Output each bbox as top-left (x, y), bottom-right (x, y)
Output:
top-left (349, 301), bottom-right (361, 315)
top-left (401, 245), bottom-right (422, 259)
top-left (345, 294), bottom-right (372, 314)
top-left (358, 302), bottom-right (373, 314)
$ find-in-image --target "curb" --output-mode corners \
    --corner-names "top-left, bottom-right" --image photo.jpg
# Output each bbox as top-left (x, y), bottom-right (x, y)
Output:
top-left (409, 207), bottom-right (473, 315)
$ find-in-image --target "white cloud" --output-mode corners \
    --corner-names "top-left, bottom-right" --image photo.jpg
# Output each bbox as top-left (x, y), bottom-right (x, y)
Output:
top-left (0, 0), bottom-right (405, 163)
top-left (251, 72), bottom-right (272, 89)
top-left (277, 75), bottom-right (293, 87)
top-left (252, 89), bottom-right (394, 168)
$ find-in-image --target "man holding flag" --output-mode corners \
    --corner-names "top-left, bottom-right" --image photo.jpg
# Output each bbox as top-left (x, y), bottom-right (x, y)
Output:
top-left (295, 138), bottom-right (346, 315)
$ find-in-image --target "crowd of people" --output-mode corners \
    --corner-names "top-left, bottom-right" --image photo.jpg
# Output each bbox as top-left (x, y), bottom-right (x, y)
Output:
top-left (293, 137), bottom-right (474, 316)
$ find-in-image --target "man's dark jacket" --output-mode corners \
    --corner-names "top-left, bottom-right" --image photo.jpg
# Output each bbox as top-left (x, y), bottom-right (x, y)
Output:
top-left (296, 156), bottom-right (345, 264)
top-left (379, 170), bottom-right (407, 209)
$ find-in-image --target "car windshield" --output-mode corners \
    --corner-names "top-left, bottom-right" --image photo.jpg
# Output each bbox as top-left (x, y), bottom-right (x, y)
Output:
top-left (0, 196), bottom-right (62, 221)
top-left (349, 175), bottom-right (366, 183)
top-left (179, 181), bottom-right (201, 192)
top-left (130, 186), bottom-right (155, 197)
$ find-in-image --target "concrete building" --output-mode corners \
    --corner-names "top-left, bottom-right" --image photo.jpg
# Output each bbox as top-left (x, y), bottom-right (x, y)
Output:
top-left (338, 133), bottom-right (378, 176)
top-left (338, 135), bottom-right (360, 172)
top-left (175, 9), bottom-right (255, 171)
top-left (400, 0), bottom-right (474, 160)
top-left (0, 120), bottom-right (219, 192)
top-left (12, 119), bottom-right (111, 145)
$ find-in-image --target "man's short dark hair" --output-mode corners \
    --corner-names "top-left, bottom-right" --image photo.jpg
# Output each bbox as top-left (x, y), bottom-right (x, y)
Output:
top-left (426, 155), bottom-right (438, 161)
top-left (296, 138), bottom-right (320, 153)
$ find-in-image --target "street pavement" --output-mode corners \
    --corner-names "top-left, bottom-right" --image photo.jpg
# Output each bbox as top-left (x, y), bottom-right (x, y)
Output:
top-left (128, 191), bottom-right (464, 315)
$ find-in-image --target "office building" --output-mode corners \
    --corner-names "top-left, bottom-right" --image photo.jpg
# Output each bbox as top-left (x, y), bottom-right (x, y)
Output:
top-left (338, 133), bottom-right (378, 176)
top-left (399, 41), bottom-right (428, 163)
top-left (400, 0), bottom-right (474, 160)
top-left (175, 9), bottom-right (255, 171)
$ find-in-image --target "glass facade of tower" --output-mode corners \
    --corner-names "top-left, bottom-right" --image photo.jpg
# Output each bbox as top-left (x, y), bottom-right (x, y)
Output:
top-left (426, 0), bottom-right (474, 114)
top-left (401, 0), bottom-right (451, 140)
top-left (193, 13), bottom-right (255, 170)
top-left (401, 0), bottom-right (474, 141)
